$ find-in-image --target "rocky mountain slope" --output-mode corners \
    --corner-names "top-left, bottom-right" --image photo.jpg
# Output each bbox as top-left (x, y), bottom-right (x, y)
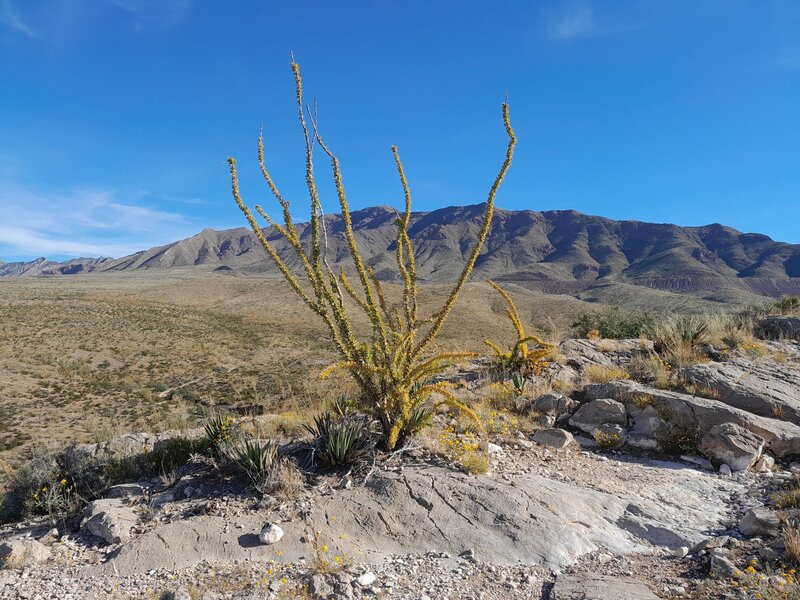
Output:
top-left (3, 205), bottom-right (800, 298)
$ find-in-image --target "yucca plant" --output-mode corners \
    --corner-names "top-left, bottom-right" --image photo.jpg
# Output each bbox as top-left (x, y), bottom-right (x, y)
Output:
top-left (483, 280), bottom-right (553, 376)
top-left (305, 412), bottom-right (371, 468)
top-left (204, 413), bottom-right (242, 457)
top-left (228, 59), bottom-right (516, 449)
top-left (225, 437), bottom-right (278, 493)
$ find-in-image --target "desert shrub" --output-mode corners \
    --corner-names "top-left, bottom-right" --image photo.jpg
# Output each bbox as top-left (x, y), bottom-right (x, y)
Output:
top-left (270, 457), bottom-right (304, 499)
top-left (657, 426), bottom-right (700, 455)
top-left (627, 354), bottom-right (671, 387)
top-left (772, 476), bottom-right (800, 510)
top-left (572, 310), bottom-right (655, 340)
top-left (594, 429), bottom-right (624, 449)
top-left (225, 437), bottom-right (278, 493)
top-left (647, 315), bottom-right (709, 368)
top-left (305, 412), bottom-right (372, 468)
top-left (583, 365), bottom-right (629, 384)
top-left (204, 413), bottom-right (243, 456)
top-left (438, 426), bottom-right (489, 474)
top-left (774, 296), bottom-right (800, 316)
top-left (227, 59), bottom-right (516, 449)
top-left (0, 435), bottom-right (209, 524)
top-left (0, 447), bottom-right (78, 524)
top-left (483, 280), bottom-right (553, 376)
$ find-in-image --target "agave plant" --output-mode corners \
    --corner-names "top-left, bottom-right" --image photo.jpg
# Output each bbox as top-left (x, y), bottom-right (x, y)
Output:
top-left (305, 412), bottom-right (372, 468)
top-left (228, 59), bottom-right (516, 449)
top-left (483, 280), bottom-right (553, 376)
top-left (225, 437), bottom-right (278, 492)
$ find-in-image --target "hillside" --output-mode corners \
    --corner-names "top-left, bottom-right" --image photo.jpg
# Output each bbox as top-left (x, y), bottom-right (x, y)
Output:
top-left (3, 205), bottom-right (799, 300)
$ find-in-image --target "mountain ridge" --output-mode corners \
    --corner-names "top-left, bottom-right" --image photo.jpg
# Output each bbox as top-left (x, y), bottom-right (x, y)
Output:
top-left (2, 205), bottom-right (799, 299)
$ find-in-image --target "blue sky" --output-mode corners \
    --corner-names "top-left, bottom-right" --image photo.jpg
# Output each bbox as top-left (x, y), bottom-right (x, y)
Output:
top-left (1, 1), bottom-right (799, 261)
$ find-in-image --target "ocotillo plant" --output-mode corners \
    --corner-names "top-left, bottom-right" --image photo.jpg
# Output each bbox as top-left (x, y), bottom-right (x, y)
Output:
top-left (228, 60), bottom-right (516, 449)
top-left (483, 280), bottom-right (553, 376)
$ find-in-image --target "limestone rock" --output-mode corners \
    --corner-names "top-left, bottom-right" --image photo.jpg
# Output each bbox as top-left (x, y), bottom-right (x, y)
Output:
top-left (754, 454), bottom-right (775, 472)
top-left (0, 539), bottom-right (51, 566)
top-left (584, 380), bottom-right (800, 457)
top-left (698, 422), bottom-right (764, 472)
top-left (532, 393), bottom-right (579, 417)
top-left (739, 507), bottom-right (780, 537)
top-left (569, 398), bottom-right (627, 434)
top-left (81, 498), bottom-right (138, 544)
top-left (532, 428), bottom-right (574, 449)
top-left (681, 357), bottom-right (800, 425)
top-left (756, 317), bottom-right (800, 341)
top-left (550, 572), bottom-right (660, 600)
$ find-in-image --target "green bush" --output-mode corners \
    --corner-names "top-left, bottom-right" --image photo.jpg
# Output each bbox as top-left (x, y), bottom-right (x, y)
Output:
top-left (225, 437), bottom-right (278, 493)
top-left (572, 310), bottom-right (655, 340)
top-left (305, 412), bottom-right (373, 468)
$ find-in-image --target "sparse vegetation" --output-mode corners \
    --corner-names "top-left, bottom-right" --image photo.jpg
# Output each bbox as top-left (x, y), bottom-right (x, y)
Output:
top-left (572, 310), bottom-right (655, 340)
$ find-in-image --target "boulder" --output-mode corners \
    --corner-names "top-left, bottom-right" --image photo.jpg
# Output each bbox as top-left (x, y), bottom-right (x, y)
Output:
top-left (569, 398), bottom-right (627, 434)
top-left (550, 572), bottom-right (659, 600)
top-left (681, 358), bottom-right (800, 425)
top-left (81, 498), bottom-right (139, 544)
top-left (583, 381), bottom-right (800, 457)
top-left (532, 394), bottom-right (579, 417)
top-left (739, 507), bottom-right (780, 537)
top-left (0, 539), bottom-right (51, 566)
top-left (756, 317), bottom-right (800, 341)
top-left (532, 428), bottom-right (574, 449)
top-left (698, 423), bottom-right (764, 471)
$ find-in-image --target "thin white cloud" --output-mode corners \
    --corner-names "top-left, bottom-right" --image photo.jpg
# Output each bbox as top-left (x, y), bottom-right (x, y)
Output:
top-left (542, 0), bottom-right (635, 42)
top-left (545, 0), bottom-right (594, 41)
top-left (109, 0), bottom-right (192, 29)
top-left (0, 0), bottom-right (36, 38)
top-left (0, 179), bottom-right (198, 260)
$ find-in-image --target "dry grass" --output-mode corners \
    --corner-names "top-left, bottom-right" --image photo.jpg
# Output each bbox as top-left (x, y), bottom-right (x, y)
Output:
top-left (582, 365), bottom-right (630, 384)
top-left (786, 526), bottom-right (800, 564)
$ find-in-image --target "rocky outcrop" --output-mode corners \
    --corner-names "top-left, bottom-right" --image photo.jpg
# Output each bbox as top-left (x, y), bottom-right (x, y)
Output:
top-left (757, 317), bottom-right (800, 341)
top-left (681, 358), bottom-right (800, 423)
top-left (697, 423), bottom-right (764, 471)
top-left (95, 463), bottom-right (742, 576)
top-left (583, 381), bottom-right (800, 457)
top-left (568, 399), bottom-right (627, 435)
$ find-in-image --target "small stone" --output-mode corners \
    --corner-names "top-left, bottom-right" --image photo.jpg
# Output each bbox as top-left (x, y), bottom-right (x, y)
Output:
top-left (258, 523), bottom-right (284, 545)
top-left (357, 572), bottom-right (377, 587)
top-left (486, 442), bottom-right (503, 455)
top-left (719, 464), bottom-right (732, 476)
top-left (753, 455), bottom-right (775, 473)
top-left (672, 546), bottom-right (689, 559)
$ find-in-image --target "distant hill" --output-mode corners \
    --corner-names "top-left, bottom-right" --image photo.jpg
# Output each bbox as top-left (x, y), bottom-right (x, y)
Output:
top-left (2, 205), bottom-right (799, 300)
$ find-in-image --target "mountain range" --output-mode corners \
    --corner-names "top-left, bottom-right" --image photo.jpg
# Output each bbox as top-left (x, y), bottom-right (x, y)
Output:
top-left (3, 205), bottom-right (799, 300)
